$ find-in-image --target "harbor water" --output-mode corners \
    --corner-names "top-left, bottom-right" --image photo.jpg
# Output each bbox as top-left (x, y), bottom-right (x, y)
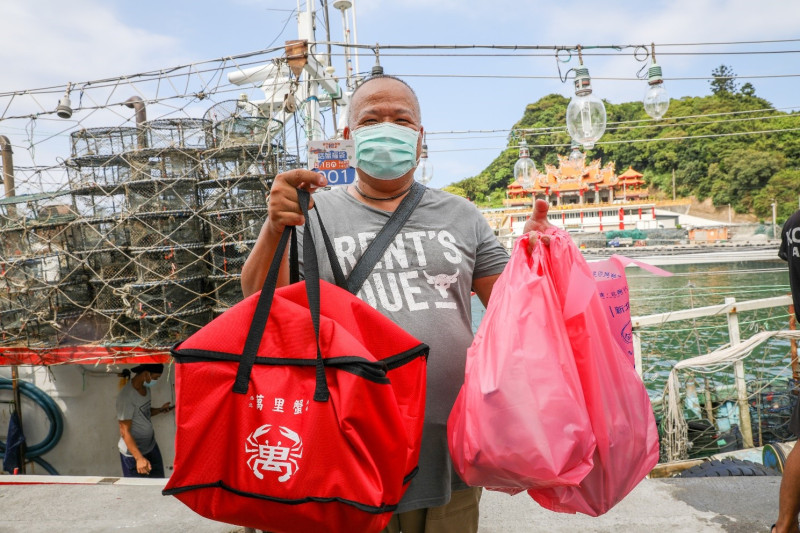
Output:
top-left (470, 257), bottom-right (793, 399)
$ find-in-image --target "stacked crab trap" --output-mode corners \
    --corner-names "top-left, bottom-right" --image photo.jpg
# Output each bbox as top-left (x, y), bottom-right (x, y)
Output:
top-left (0, 105), bottom-right (284, 351)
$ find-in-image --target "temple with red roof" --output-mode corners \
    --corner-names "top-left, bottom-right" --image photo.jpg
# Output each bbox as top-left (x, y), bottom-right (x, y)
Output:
top-left (505, 152), bottom-right (648, 207)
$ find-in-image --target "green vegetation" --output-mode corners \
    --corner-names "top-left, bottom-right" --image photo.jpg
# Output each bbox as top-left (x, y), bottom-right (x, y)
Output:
top-left (449, 66), bottom-right (800, 221)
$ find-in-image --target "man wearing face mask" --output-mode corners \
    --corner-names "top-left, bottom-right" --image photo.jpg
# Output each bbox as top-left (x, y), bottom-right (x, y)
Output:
top-left (116, 363), bottom-right (173, 478)
top-left (242, 75), bottom-right (552, 532)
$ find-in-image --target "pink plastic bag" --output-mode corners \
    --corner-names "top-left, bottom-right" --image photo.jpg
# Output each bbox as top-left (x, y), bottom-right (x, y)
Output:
top-left (447, 233), bottom-right (596, 492)
top-left (528, 231), bottom-right (660, 516)
top-left (589, 255), bottom-right (672, 366)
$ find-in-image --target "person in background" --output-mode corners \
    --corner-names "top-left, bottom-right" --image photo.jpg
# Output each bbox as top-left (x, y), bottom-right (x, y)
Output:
top-left (774, 208), bottom-right (800, 533)
top-left (241, 74), bottom-right (552, 533)
top-left (116, 363), bottom-right (173, 478)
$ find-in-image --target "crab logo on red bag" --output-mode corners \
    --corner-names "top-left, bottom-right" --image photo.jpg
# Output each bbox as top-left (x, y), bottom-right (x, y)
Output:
top-left (245, 424), bottom-right (304, 482)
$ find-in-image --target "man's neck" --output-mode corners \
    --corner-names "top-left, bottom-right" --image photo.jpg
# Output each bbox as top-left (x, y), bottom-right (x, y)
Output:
top-left (349, 175), bottom-right (415, 211)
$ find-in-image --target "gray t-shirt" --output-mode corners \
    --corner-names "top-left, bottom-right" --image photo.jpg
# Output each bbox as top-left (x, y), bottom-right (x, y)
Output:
top-left (116, 382), bottom-right (156, 456)
top-left (298, 186), bottom-right (509, 512)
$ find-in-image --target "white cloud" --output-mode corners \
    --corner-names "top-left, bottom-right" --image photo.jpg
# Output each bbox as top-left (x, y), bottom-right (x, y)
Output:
top-left (0, 0), bottom-right (183, 92)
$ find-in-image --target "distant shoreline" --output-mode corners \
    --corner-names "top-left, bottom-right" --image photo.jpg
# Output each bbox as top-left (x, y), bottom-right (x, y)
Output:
top-left (582, 242), bottom-right (781, 266)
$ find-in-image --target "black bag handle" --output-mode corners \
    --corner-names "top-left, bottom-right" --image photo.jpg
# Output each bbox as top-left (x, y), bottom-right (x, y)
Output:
top-left (314, 182), bottom-right (426, 295)
top-left (233, 189), bottom-right (329, 401)
top-left (313, 208), bottom-right (348, 289)
top-left (298, 190), bottom-right (329, 401)
top-left (346, 181), bottom-right (426, 294)
top-left (289, 226), bottom-right (300, 284)
top-left (233, 226), bottom-right (291, 394)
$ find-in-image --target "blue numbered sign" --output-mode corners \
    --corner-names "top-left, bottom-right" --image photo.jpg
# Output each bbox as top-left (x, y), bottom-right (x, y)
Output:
top-left (308, 139), bottom-right (356, 185)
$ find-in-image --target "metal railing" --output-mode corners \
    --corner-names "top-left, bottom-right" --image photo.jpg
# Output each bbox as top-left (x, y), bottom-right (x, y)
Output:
top-left (632, 294), bottom-right (795, 450)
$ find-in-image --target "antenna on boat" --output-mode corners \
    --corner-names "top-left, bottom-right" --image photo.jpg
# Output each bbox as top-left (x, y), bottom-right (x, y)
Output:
top-left (333, 0), bottom-right (354, 89)
top-left (227, 0), bottom-right (346, 142)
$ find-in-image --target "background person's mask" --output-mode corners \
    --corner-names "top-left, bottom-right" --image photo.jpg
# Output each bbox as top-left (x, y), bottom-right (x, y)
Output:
top-left (353, 123), bottom-right (420, 180)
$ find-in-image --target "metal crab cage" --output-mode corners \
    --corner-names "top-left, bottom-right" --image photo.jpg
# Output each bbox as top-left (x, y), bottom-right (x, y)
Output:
top-left (0, 226), bottom-right (30, 260)
top-left (126, 211), bottom-right (205, 249)
top-left (123, 275), bottom-right (206, 318)
top-left (13, 311), bottom-right (111, 348)
top-left (202, 207), bottom-right (266, 245)
top-left (145, 118), bottom-right (210, 151)
top-left (0, 308), bottom-right (25, 347)
top-left (203, 144), bottom-right (278, 182)
top-left (129, 242), bottom-right (207, 282)
top-left (206, 240), bottom-right (254, 277)
top-left (71, 217), bottom-right (130, 256)
top-left (138, 307), bottom-right (213, 347)
top-left (0, 98), bottom-right (317, 352)
top-left (70, 184), bottom-right (128, 220)
top-left (0, 253), bottom-right (89, 328)
top-left (122, 149), bottom-right (206, 185)
top-left (208, 273), bottom-right (243, 313)
top-left (70, 127), bottom-right (140, 158)
top-left (203, 100), bottom-right (282, 150)
top-left (66, 155), bottom-right (130, 191)
top-left (0, 191), bottom-right (75, 228)
top-left (124, 178), bottom-right (200, 213)
top-left (87, 258), bottom-right (138, 313)
top-left (199, 177), bottom-right (269, 214)
top-left (0, 193), bottom-right (81, 264)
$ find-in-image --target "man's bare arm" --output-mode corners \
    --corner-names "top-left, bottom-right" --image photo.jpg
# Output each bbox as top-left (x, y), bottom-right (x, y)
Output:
top-left (241, 170), bottom-right (328, 297)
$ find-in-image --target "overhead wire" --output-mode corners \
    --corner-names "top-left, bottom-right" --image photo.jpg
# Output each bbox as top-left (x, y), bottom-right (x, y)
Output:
top-left (429, 126), bottom-right (800, 153)
top-left (3, 37), bottom-right (800, 171)
top-left (426, 110), bottom-right (800, 141)
top-left (318, 38), bottom-right (800, 50)
top-left (389, 72), bottom-right (800, 81)
top-left (5, 38), bottom-right (800, 98)
top-left (318, 50), bottom-right (800, 58)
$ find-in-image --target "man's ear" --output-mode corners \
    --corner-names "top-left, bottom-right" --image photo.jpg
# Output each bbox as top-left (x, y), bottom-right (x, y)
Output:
top-left (417, 125), bottom-right (424, 158)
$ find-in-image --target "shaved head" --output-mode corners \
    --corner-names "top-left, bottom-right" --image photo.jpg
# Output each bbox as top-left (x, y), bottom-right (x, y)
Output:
top-left (347, 75), bottom-right (421, 129)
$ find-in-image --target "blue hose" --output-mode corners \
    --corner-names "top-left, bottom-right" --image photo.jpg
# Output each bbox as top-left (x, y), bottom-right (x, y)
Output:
top-left (0, 378), bottom-right (64, 461)
top-left (31, 456), bottom-right (59, 475)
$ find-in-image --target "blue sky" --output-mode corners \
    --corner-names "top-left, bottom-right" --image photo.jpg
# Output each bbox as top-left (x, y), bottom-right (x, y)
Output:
top-left (2, 0), bottom-right (800, 190)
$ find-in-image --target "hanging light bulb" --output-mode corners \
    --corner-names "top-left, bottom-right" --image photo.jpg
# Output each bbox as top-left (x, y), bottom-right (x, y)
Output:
top-left (56, 82), bottom-right (73, 119)
top-left (416, 142), bottom-right (434, 184)
top-left (565, 49), bottom-right (606, 150)
top-left (643, 43), bottom-right (669, 120)
top-left (568, 141), bottom-right (584, 165)
top-left (514, 138), bottom-right (536, 190)
top-left (371, 45), bottom-right (384, 77)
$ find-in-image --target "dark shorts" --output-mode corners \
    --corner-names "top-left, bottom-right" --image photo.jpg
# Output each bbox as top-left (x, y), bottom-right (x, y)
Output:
top-left (120, 442), bottom-right (165, 478)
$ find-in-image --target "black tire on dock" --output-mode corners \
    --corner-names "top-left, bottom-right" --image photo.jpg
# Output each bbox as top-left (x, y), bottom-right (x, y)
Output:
top-left (677, 458), bottom-right (781, 478)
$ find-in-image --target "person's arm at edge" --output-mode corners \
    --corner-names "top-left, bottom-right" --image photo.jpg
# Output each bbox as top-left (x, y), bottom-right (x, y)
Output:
top-left (473, 274), bottom-right (501, 308)
top-left (779, 217), bottom-right (790, 261)
top-left (118, 419), bottom-right (150, 474)
top-left (241, 219), bottom-right (291, 297)
top-left (241, 170), bottom-right (328, 297)
top-left (523, 198), bottom-right (555, 251)
top-left (774, 443), bottom-right (800, 532)
top-left (473, 199), bottom-right (554, 307)
top-left (150, 402), bottom-right (172, 416)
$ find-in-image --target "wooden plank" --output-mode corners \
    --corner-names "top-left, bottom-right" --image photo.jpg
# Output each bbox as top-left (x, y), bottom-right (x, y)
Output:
top-left (649, 459), bottom-right (706, 478)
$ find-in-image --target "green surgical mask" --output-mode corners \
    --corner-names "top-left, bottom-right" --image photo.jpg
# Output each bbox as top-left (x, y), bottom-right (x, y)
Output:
top-left (353, 123), bottom-right (420, 180)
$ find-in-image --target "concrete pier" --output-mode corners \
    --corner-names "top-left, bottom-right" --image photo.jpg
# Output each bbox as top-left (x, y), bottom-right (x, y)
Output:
top-left (0, 475), bottom-right (780, 532)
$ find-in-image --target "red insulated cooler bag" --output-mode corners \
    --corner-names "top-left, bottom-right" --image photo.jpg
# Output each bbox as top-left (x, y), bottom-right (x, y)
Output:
top-left (163, 191), bottom-right (428, 533)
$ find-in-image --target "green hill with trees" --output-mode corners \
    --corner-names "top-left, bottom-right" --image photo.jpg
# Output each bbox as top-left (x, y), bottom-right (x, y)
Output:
top-left (445, 66), bottom-right (800, 221)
